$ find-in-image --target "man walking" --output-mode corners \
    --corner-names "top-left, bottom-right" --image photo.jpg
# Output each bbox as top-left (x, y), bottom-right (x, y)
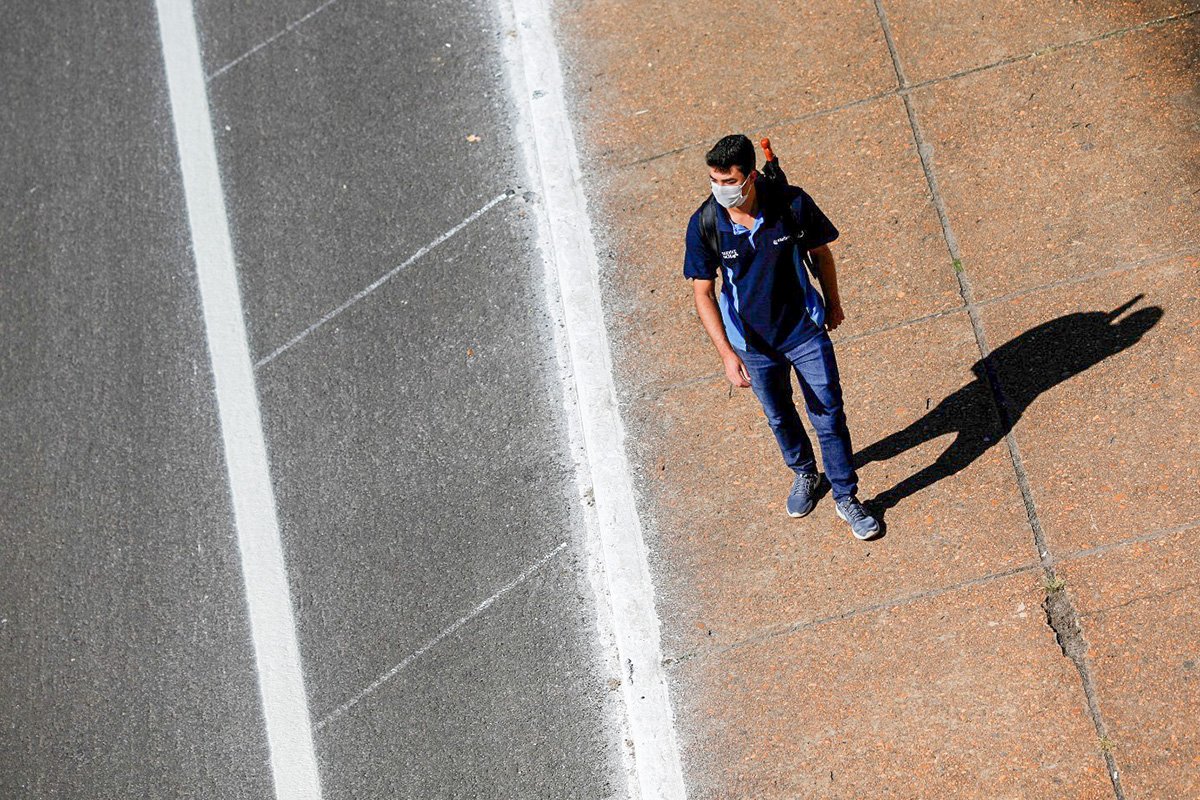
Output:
top-left (683, 134), bottom-right (880, 540)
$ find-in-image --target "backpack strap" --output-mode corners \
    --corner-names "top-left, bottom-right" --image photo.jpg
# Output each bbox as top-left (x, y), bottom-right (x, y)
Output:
top-left (698, 196), bottom-right (720, 262)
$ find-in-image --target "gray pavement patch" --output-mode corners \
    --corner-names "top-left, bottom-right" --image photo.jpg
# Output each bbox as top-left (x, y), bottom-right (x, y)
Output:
top-left (254, 190), bottom-right (515, 369)
top-left (314, 541), bottom-right (567, 731)
top-left (0, 1), bottom-right (274, 794)
top-left (206, 0), bottom-right (342, 82)
top-left (155, 0), bottom-right (322, 795)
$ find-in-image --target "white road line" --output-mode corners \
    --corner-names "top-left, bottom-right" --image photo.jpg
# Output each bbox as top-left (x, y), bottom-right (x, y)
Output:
top-left (494, 0), bottom-right (688, 798)
top-left (314, 541), bottom-right (569, 731)
top-left (154, 3), bottom-right (323, 799)
top-left (254, 191), bottom-right (513, 370)
top-left (206, 0), bottom-right (342, 82)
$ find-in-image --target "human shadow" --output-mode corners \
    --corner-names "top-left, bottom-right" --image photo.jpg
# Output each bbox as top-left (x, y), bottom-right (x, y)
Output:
top-left (855, 295), bottom-right (1163, 522)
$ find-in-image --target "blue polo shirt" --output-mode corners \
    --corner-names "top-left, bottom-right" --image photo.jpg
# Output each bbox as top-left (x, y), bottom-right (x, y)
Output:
top-left (683, 182), bottom-right (839, 354)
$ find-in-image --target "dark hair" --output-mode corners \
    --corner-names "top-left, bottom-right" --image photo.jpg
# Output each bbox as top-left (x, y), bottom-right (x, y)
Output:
top-left (705, 134), bottom-right (755, 178)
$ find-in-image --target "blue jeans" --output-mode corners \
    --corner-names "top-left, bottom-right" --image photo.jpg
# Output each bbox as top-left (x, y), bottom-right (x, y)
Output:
top-left (736, 331), bottom-right (859, 501)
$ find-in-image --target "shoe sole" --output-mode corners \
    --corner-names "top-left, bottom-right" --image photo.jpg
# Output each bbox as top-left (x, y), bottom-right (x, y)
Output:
top-left (835, 504), bottom-right (880, 540)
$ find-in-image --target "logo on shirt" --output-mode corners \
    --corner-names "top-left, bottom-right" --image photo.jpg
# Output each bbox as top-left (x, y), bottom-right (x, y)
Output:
top-left (721, 249), bottom-right (738, 259)
top-left (772, 235), bottom-right (791, 245)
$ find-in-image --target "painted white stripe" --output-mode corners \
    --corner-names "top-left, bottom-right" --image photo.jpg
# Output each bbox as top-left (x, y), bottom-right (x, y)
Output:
top-left (254, 191), bottom-right (512, 370)
top-left (494, 1), bottom-right (688, 798)
top-left (206, 0), bottom-right (342, 82)
top-left (314, 541), bottom-right (569, 731)
top-left (154, 3), bottom-right (323, 798)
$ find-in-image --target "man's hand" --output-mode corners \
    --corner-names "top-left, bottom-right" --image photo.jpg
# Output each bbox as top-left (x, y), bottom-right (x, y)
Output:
top-left (723, 352), bottom-right (751, 388)
top-left (825, 300), bottom-right (845, 332)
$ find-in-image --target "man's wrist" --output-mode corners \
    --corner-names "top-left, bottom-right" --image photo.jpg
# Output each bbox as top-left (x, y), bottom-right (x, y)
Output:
top-left (713, 339), bottom-right (743, 360)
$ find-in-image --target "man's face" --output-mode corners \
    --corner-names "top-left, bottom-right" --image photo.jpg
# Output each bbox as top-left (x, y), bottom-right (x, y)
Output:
top-left (709, 165), bottom-right (757, 209)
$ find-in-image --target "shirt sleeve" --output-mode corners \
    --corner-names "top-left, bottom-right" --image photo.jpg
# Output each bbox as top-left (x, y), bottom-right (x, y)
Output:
top-left (792, 188), bottom-right (839, 250)
top-left (683, 210), bottom-right (719, 280)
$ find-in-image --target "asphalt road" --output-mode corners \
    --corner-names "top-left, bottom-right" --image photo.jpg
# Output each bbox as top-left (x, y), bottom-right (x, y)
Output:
top-left (1, 1), bottom-right (625, 797)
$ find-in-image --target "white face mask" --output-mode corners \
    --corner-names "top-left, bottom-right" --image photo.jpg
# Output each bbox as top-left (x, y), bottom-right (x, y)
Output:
top-left (710, 173), bottom-right (752, 209)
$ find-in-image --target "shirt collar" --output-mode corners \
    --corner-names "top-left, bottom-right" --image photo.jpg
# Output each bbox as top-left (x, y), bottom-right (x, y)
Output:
top-left (729, 211), bottom-right (764, 236)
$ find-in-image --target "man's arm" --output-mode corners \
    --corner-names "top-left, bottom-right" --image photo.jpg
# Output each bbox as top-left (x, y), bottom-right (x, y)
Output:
top-left (691, 278), bottom-right (750, 387)
top-left (809, 244), bottom-right (846, 331)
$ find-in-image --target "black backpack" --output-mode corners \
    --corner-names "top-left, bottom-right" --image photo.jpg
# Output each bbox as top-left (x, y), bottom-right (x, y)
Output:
top-left (697, 141), bottom-right (820, 277)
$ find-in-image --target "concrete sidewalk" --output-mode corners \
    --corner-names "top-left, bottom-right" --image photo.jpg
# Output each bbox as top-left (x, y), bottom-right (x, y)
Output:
top-left (553, 1), bottom-right (1199, 796)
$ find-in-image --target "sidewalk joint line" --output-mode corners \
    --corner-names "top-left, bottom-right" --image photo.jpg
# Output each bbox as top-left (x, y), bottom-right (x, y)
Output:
top-left (832, 305), bottom-right (963, 343)
top-left (254, 191), bottom-right (514, 370)
top-left (313, 540), bottom-right (568, 732)
top-left (874, 1), bottom-right (1126, 796)
top-left (640, 242), bottom-right (1196, 403)
top-left (1052, 517), bottom-right (1200, 567)
top-left (903, 8), bottom-right (1200, 95)
top-left (625, 90), bottom-right (893, 169)
top-left (637, 307), bottom-right (966, 403)
top-left (663, 562), bottom-right (1042, 668)
top-left (206, 0), bottom-right (343, 82)
top-left (975, 247), bottom-right (1200, 309)
top-left (620, 8), bottom-right (1199, 171)
top-left (1079, 579), bottom-right (1200, 620)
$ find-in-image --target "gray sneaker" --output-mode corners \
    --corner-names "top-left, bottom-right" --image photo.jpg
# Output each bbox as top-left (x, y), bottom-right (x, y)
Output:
top-left (835, 496), bottom-right (881, 540)
top-left (787, 472), bottom-right (825, 518)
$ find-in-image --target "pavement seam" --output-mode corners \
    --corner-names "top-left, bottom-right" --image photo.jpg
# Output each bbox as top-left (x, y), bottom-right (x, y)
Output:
top-left (974, 247), bottom-right (1200, 309)
top-left (1077, 579), bottom-right (1200, 621)
top-left (661, 561), bottom-right (1042, 668)
top-left (899, 8), bottom-right (1200, 95)
top-left (660, 516), bottom-right (1200, 668)
top-left (873, 1), bottom-right (1127, 795)
top-left (623, 90), bottom-right (894, 169)
top-left (1052, 517), bottom-right (1200, 567)
top-left (206, 0), bottom-right (344, 82)
top-left (311, 540), bottom-right (569, 732)
top-left (633, 247), bottom-right (1194, 404)
top-left (620, 8), bottom-right (1200, 171)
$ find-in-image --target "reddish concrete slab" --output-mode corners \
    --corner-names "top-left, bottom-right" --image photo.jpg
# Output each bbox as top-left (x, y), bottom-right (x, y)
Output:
top-left (555, 0), bottom-right (896, 166)
top-left (977, 253), bottom-right (1200, 555)
top-left (549, 0), bottom-right (1200, 790)
top-left (630, 312), bottom-right (1038, 659)
top-left (1058, 529), bottom-right (1200, 798)
top-left (593, 95), bottom-right (963, 397)
top-left (909, 17), bottom-right (1200, 301)
top-left (669, 571), bottom-right (1113, 799)
top-left (883, 0), bottom-right (1200, 83)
